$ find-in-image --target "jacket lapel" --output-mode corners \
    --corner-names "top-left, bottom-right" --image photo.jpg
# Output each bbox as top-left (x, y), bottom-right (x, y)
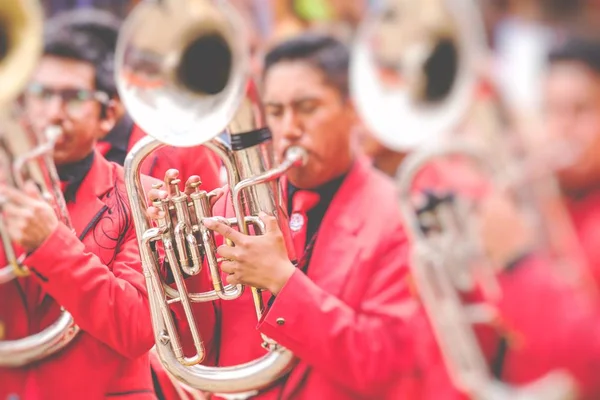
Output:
top-left (67, 151), bottom-right (115, 237)
top-left (37, 152), bottom-right (116, 306)
top-left (305, 158), bottom-right (368, 295)
top-left (281, 158), bottom-right (371, 399)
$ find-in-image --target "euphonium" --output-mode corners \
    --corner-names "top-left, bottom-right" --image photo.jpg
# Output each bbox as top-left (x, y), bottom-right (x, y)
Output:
top-left (0, 0), bottom-right (79, 366)
top-left (351, 0), bottom-right (582, 398)
top-left (115, 0), bottom-right (305, 397)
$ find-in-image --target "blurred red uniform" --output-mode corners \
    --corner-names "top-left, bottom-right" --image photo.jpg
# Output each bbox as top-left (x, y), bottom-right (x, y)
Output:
top-left (407, 160), bottom-right (600, 400)
top-left (98, 117), bottom-right (223, 193)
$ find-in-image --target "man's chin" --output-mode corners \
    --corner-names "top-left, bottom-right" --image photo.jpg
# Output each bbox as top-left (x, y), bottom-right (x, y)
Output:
top-left (557, 168), bottom-right (593, 193)
top-left (286, 170), bottom-right (321, 190)
top-left (286, 171), bottom-right (306, 188)
top-left (52, 150), bottom-right (73, 166)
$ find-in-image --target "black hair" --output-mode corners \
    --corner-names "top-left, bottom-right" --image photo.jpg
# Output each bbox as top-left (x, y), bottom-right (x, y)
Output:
top-left (43, 9), bottom-right (122, 98)
top-left (264, 33), bottom-right (350, 97)
top-left (548, 35), bottom-right (600, 74)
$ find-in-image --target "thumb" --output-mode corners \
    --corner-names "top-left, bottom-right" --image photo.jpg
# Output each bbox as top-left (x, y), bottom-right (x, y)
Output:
top-left (259, 211), bottom-right (280, 235)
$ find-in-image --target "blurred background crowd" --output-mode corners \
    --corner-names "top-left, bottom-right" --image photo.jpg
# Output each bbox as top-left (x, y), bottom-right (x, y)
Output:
top-left (37, 0), bottom-right (600, 176)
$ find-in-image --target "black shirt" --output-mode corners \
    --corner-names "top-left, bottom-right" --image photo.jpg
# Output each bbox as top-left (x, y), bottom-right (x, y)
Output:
top-left (287, 172), bottom-right (348, 251)
top-left (266, 172), bottom-right (349, 310)
top-left (100, 113), bottom-right (135, 166)
top-left (57, 151), bottom-right (95, 203)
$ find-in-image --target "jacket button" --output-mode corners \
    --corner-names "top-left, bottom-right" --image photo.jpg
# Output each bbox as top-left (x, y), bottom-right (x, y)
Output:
top-left (276, 317), bottom-right (285, 326)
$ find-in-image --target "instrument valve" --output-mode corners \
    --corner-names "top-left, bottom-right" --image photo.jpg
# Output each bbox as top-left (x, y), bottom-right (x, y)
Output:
top-left (170, 179), bottom-right (189, 205)
top-left (170, 179), bottom-right (182, 196)
top-left (150, 183), bottom-right (166, 205)
top-left (189, 181), bottom-right (202, 193)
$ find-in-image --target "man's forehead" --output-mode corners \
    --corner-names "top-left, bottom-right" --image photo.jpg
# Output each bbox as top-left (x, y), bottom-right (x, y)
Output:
top-left (265, 60), bottom-right (329, 84)
top-left (265, 94), bottom-right (322, 105)
top-left (263, 61), bottom-right (344, 103)
top-left (35, 55), bottom-right (96, 83)
top-left (263, 81), bottom-right (339, 104)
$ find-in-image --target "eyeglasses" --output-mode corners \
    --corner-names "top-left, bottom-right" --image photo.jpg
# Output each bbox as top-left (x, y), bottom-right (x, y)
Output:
top-left (24, 83), bottom-right (110, 116)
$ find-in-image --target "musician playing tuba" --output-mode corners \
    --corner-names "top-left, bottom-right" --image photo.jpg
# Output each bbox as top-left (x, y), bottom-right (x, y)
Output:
top-left (349, 0), bottom-right (600, 398)
top-left (465, 34), bottom-right (600, 400)
top-left (0, 13), bottom-right (158, 399)
top-left (143, 33), bottom-right (424, 400)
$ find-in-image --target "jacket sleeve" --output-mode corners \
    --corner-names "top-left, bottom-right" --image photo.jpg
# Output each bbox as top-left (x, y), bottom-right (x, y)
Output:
top-left (257, 232), bottom-right (418, 396)
top-left (23, 222), bottom-right (155, 360)
top-left (492, 254), bottom-right (600, 399)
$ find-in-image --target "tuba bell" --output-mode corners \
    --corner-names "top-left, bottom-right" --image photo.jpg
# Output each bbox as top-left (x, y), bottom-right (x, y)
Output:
top-left (115, 0), bottom-right (306, 397)
top-left (0, 0), bottom-right (79, 366)
top-left (351, 0), bottom-right (581, 398)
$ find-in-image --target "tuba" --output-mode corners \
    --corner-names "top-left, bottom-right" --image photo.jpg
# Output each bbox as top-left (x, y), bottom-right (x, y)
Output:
top-left (351, 0), bottom-right (582, 398)
top-left (0, 0), bottom-right (79, 366)
top-left (115, 0), bottom-right (305, 397)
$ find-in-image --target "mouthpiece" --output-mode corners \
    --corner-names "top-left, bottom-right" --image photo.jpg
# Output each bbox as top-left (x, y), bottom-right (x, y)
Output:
top-left (45, 125), bottom-right (63, 145)
top-left (285, 146), bottom-right (308, 168)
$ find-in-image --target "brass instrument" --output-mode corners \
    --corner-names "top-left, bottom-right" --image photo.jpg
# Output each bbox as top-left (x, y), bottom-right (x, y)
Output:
top-left (0, 0), bottom-right (79, 366)
top-left (351, 0), bottom-right (580, 398)
top-left (0, 0), bottom-right (43, 106)
top-left (115, 0), bottom-right (306, 397)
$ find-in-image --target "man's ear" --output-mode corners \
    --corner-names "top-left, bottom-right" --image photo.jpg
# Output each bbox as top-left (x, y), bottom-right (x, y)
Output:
top-left (97, 99), bottom-right (119, 140)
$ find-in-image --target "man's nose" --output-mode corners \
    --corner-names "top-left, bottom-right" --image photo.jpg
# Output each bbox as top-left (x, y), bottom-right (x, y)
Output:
top-left (281, 110), bottom-right (302, 141)
top-left (547, 113), bottom-right (572, 139)
top-left (44, 95), bottom-right (68, 122)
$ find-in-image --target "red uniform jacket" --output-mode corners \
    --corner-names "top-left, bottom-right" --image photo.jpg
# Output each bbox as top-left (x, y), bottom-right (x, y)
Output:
top-left (567, 189), bottom-right (600, 290)
top-left (407, 163), bottom-right (600, 399)
top-left (0, 152), bottom-right (157, 400)
top-left (149, 351), bottom-right (206, 400)
top-left (104, 124), bottom-right (223, 193)
top-left (199, 157), bottom-right (419, 399)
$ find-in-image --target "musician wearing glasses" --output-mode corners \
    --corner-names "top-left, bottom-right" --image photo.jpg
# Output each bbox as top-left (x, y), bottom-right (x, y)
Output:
top-left (45, 8), bottom-right (225, 195)
top-left (0, 17), bottom-right (158, 399)
top-left (147, 34), bottom-right (419, 399)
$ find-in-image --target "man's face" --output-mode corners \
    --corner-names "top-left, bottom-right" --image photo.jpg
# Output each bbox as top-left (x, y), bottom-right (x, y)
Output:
top-left (544, 61), bottom-right (600, 191)
top-left (263, 61), bottom-right (357, 189)
top-left (23, 55), bottom-right (114, 165)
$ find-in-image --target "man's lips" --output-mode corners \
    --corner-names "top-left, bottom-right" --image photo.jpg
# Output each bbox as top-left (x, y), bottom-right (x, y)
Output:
top-left (281, 146), bottom-right (309, 163)
top-left (45, 125), bottom-right (67, 147)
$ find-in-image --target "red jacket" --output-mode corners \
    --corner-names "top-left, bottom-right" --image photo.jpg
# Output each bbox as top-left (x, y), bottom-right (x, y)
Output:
top-left (197, 157), bottom-right (420, 399)
top-left (149, 351), bottom-right (207, 400)
top-left (127, 125), bottom-right (222, 193)
top-left (407, 162), bottom-right (600, 399)
top-left (491, 254), bottom-right (600, 399)
top-left (0, 152), bottom-right (156, 400)
top-left (567, 189), bottom-right (600, 291)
